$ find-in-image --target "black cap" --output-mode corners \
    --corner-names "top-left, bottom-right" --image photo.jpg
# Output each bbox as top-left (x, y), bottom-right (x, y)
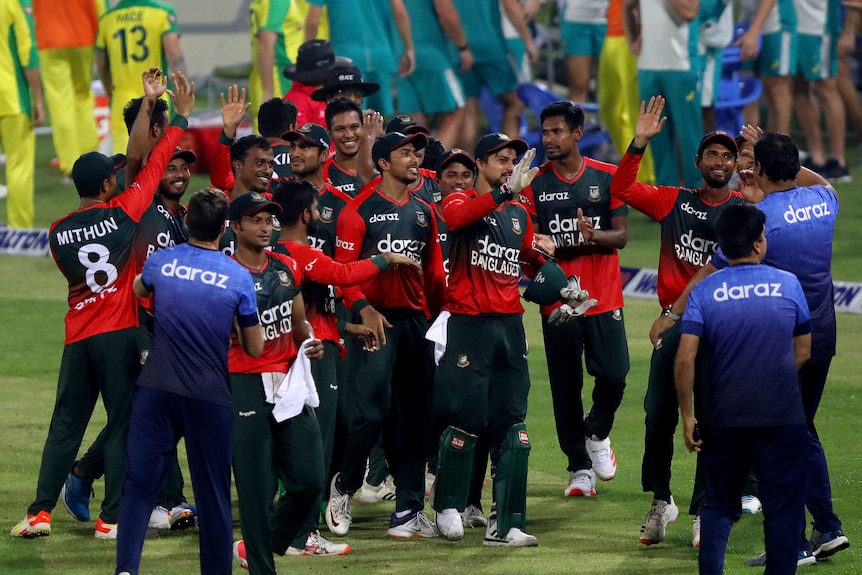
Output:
top-left (72, 152), bottom-right (127, 197)
top-left (311, 65), bottom-right (381, 102)
top-left (229, 191), bottom-right (282, 221)
top-left (282, 122), bottom-right (330, 149)
top-left (474, 133), bottom-right (528, 160)
top-left (435, 148), bottom-right (476, 173)
top-left (171, 146), bottom-right (197, 164)
top-left (385, 114), bottom-right (430, 135)
top-left (698, 131), bottom-right (738, 158)
top-left (282, 40), bottom-right (352, 85)
top-left (371, 132), bottom-right (429, 167)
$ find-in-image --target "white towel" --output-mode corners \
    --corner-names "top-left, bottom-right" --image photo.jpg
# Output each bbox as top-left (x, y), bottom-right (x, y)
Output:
top-left (268, 338), bottom-right (320, 423)
top-left (425, 311), bottom-right (450, 365)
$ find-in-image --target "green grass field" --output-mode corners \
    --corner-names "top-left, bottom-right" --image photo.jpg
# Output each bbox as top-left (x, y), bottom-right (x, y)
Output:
top-left (0, 136), bottom-right (860, 574)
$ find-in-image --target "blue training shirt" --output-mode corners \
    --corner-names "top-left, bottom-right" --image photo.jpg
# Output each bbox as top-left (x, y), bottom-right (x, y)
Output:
top-left (712, 184), bottom-right (838, 360)
top-left (682, 263), bottom-right (810, 428)
top-left (138, 243), bottom-right (259, 407)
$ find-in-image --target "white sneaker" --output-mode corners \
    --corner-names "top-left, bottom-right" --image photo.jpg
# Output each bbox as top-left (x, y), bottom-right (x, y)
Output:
top-left (387, 508), bottom-right (439, 538)
top-left (148, 506), bottom-right (170, 529)
top-left (436, 508), bottom-right (464, 541)
top-left (564, 469), bottom-right (596, 497)
top-left (691, 515), bottom-right (701, 548)
top-left (483, 517), bottom-right (538, 547)
top-left (638, 496), bottom-right (679, 545)
top-left (586, 435), bottom-right (617, 481)
top-left (357, 476), bottom-right (396, 503)
top-left (461, 504), bottom-right (488, 528)
top-left (741, 495), bottom-right (762, 514)
top-left (286, 530), bottom-right (351, 556)
top-left (325, 474), bottom-right (352, 537)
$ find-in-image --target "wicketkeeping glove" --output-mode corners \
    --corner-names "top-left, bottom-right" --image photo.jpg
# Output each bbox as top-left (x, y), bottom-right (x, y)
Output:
top-left (549, 275), bottom-right (598, 325)
top-left (505, 148), bottom-right (540, 197)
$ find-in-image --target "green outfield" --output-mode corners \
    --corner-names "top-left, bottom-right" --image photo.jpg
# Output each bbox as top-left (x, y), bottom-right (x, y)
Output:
top-left (0, 136), bottom-right (860, 574)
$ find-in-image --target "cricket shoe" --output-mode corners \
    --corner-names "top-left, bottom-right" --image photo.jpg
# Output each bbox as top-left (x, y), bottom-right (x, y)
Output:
top-left (325, 473), bottom-right (352, 536)
top-left (10, 511), bottom-right (51, 538)
top-left (169, 502), bottom-right (196, 530)
top-left (95, 517), bottom-right (117, 540)
top-left (148, 506), bottom-right (170, 529)
top-left (483, 514), bottom-right (538, 547)
top-left (741, 495), bottom-right (761, 514)
top-left (357, 476), bottom-right (396, 503)
top-left (564, 469), bottom-right (596, 497)
top-left (461, 504), bottom-right (488, 528)
top-left (639, 496), bottom-right (679, 545)
top-left (810, 528), bottom-right (850, 560)
top-left (743, 549), bottom-right (816, 567)
top-left (387, 507), bottom-right (438, 538)
top-left (586, 435), bottom-right (617, 481)
top-left (61, 466), bottom-right (93, 522)
top-left (233, 540), bottom-right (248, 570)
top-left (436, 508), bottom-right (464, 541)
top-left (286, 530), bottom-right (351, 556)
top-left (691, 515), bottom-right (701, 548)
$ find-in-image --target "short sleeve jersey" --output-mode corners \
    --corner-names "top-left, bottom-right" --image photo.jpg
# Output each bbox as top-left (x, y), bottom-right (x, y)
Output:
top-left (271, 141), bottom-right (294, 179)
top-left (229, 251), bottom-right (303, 374)
top-left (250, 0), bottom-right (303, 76)
top-left (335, 188), bottom-right (439, 311)
top-left (711, 185), bottom-right (839, 361)
top-left (49, 124), bottom-right (184, 344)
top-left (0, 0), bottom-right (38, 117)
top-left (452, 0), bottom-right (508, 63)
top-left (313, 183), bottom-right (352, 257)
top-left (520, 158), bottom-right (627, 315)
top-left (611, 149), bottom-right (746, 307)
top-left (96, 0), bottom-right (179, 98)
top-left (444, 192), bottom-right (534, 315)
top-left (137, 243), bottom-right (258, 407)
top-left (638, 0), bottom-right (699, 71)
top-left (682, 263), bottom-right (810, 427)
top-left (562, 0), bottom-right (609, 24)
top-left (307, 0), bottom-right (396, 73)
top-left (322, 157), bottom-right (362, 198)
top-left (134, 196), bottom-right (188, 312)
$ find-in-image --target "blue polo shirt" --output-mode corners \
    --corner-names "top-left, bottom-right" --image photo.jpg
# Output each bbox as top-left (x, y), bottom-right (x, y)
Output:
top-left (712, 184), bottom-right (838, 361)
top-left (682, 263), bottom-right (810, 428)
top-left (137, 243), bottom-right (259, 407)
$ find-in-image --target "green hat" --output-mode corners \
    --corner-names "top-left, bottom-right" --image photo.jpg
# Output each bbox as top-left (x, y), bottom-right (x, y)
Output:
top-left (523, 260), bottom-right (568, 305)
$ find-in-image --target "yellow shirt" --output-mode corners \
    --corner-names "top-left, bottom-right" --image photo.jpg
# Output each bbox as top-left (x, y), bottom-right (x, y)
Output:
top-left (250, 0), bottom-right (304, 74)
top-left (96, 0), bottom-right (179, 99)
top-left (0, 0), bottom-right (38, 117)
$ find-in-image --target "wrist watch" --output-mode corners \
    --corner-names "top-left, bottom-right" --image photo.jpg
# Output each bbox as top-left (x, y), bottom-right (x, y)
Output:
top-left (662, 305), bottom-right (681, 321)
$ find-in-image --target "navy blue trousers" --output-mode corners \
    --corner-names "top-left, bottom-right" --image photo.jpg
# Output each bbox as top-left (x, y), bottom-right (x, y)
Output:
top-left (115, 387), bottom-right (233, 575)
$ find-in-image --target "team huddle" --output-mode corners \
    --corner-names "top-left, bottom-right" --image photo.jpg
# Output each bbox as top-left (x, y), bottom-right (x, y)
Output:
top-left (6, 14), bottom-right (853, 575)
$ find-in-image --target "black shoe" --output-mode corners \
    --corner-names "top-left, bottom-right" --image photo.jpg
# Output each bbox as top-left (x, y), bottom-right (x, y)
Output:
top-left (821, 158), bottom-right (852, 183)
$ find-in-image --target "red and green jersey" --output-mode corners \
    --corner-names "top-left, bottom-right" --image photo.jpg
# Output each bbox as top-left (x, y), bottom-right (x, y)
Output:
top-left (361, 168), bottom-right (442, 205)
top-left (335, 187), bottom-right (445, 314)
top-left (228, 250), bottom-right (303, 374)
top-left (49, 124), bottom-right (184, 344)
top-left (431, 201), bottom-right (449, 282)
top-left (275, 239), bottom-right (385, 343)
top-left (520, 158), bottom-right (627, 316)
top-left (323, 156), bottom-right (362, 198)
top-left (313, 183), bottom-right (351, 257)
top-left (133, 196), bottom-right (188, 313)
top-left (610, 148), bottom-right (745, 308)
top-left (442, 190), bottom-right (542, 315)
top-left (209, 137), bottom-right (292, 192)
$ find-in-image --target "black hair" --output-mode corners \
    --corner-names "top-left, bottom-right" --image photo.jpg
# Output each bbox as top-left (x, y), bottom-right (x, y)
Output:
top-left (539, 101), bottom-right (585, 131)
top-left (230, 135), bottom-right (273, 167)
top-left (186, 188), bottom-right (229, 242)
top-left (753, 132), bottom-right (800, 182)
top-left (324, 98), bottom-right (363, 131)
top-left (716, 204), bottom-right (766, 260)
top-left (269, 179), bottom-right (318, 226)
top-left (258, 98), bottom-right (298, 138)
top-left (122, 97), bottom-right (169, 134)
top-left (421, 137), bottom-right (445, 171)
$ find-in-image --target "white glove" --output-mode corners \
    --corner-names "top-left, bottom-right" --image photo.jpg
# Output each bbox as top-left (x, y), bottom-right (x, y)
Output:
top-left (559, 275), bottom-right (590, 304)
top-left (506, 147), bottom-right (540, 196)
top-left (548, 298), bottom-right (599, 325)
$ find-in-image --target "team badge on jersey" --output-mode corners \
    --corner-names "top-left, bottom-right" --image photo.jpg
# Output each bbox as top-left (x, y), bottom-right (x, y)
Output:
top-left (277, 269), bottom-right (292, 287)
top-left (512, 218), bottom-right (522, 235)
top-left (416, 211), bottom-right (428, 228)
top-left (589, 186), bottom-right (601, 202)
top-left (612, 308), bottom-right (622, 321)
top-left (320, 206), bottom-right (333, 223)
top-left (272, 215), bottom-right (282, 231)
top-left (457, 354), bottom-right (470, 368)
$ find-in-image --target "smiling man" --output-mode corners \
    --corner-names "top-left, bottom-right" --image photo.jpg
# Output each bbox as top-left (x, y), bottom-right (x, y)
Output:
top-left (323, 98), bottom-right (365, 198)
top-left (608, 96), bottom-right (746, 546)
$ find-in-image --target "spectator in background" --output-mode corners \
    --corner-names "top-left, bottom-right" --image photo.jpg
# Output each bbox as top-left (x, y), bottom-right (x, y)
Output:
top-left (560, 0), bottom-right (608, 103)
top-left (502, 0), bottom-right (542, 83)
top-left (0, 0), bottom-right (44, 229)
top-left (32, 0), bottom-right (103, 179)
